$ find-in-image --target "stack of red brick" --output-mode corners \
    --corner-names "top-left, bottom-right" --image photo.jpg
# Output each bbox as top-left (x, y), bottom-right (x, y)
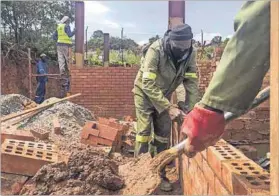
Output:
top-left (80, 117), bottom-right (129, 152)
top-left (181, 139), bottom-right (270, 195)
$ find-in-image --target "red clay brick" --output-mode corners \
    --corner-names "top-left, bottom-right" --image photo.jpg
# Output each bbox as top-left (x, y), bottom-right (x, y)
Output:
top-left (202, 159), bottom-right (215, 188)
top-left (194, 152), bottom-right (203, 169)
top-left (30, 128), bottom-right (50, 140)
top-left (207, 143), bottom-right (249, 179)
top-left (221, 159), bottom-right (269, 194)
top-left (1, 173), bottom-right (29, 195)
top-left (1, 128), bottom-right (35, 144)
top-left (236, 145), bottom-right (258, 160)
top-left (245, 120), bottom-right (269, 131)
top-left (233, 174), bottom-right (270, 195)
top-left (53, 117), bottom-right (61, 135)
top-left (226, 119), bottom-right (245, 130)
top-left (1, 139), bottom-right (58, 176)
top-left (80, 121), bottom-right (120, 151)
top-left (214, 175), bottom-right (231, 195)
top-left (194, 164), bottom-right (208, 195)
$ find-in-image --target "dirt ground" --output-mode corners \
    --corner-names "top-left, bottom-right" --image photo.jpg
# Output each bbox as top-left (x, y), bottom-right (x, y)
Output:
top-left (1, 94), bottom-right (182, 195)
top-left (18, 147), bottom-right (182, 195)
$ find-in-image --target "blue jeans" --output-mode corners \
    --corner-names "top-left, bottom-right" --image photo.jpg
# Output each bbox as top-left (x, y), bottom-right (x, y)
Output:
top-left (34, 81), bottom-right (46, 104)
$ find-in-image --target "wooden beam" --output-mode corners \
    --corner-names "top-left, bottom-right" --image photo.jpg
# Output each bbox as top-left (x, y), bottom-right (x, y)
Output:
top-left (0, 93), bottom-right (81, 122)
top-left (270, 1), bottom-right (279, 195)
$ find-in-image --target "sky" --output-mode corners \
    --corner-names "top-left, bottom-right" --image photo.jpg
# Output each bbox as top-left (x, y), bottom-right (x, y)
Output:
top-left (83, 1), bottom-right (244, 45)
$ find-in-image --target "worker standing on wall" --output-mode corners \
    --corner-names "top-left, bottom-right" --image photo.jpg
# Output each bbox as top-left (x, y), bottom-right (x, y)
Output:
top-left (52, 16), bottom-right (75, 98)
top-left (181, 1), bottom-right (270, 156)
top-left (133, 24), bottom-right (199, 191)
top-left (34, 54), bottom-right (48, 104)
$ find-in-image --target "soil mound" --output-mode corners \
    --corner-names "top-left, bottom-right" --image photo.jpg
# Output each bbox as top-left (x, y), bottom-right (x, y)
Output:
top-left (20, 149), bottom-right (124, 195)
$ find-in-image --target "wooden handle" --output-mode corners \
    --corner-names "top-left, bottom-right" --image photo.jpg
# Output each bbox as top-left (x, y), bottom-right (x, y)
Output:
top-left (1, 93), bottom-right (81, 122)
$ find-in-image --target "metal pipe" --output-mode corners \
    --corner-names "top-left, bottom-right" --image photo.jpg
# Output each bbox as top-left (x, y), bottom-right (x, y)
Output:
top-left (103, 33), bottom-right (110, 67)
top-left (75, 1), bottom-right (85, 67)
top-left (28, 48), bottom-right (32, 99)
top-left (168, 1), bottom-right (185, 29)
top-left (121, 28), bottom-right (124, 65)
top-left (86, 26), bottom-right (88, 59)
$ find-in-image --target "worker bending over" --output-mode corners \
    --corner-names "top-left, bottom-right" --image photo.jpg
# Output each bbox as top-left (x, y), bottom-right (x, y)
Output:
top-left (52, 16), bottom-right (75, 98)
top-left (181, 1), bottom-right (270, 155)
top-left (133, 24), bottom-right (199, 191)
top-left (34, 54), bottom-right (48, 104)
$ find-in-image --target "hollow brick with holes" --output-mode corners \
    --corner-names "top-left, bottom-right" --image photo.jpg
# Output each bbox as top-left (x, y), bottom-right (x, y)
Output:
top-left (1, 139), bottom-right (58, 176)
top-left (1, 129), bottom-right (35, 144)
top-left (207, 143), bottom-right (249, 179)
top-left (233, 174), bottom-right (270, 195)
top-left (221, 159), bottom-right (269, 194)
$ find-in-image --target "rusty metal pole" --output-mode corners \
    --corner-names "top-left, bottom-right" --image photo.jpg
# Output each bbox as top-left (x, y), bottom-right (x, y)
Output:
top-left (103, 33), bottom-right (110, 67)
top-left (169, 0), bottom-right (186, 145)
top-left (75, 1), bottom-right (84, 67)
top-left (28, 48), bottom-right (32, 99)
top-left (168, 0), bottom-right (185, 29)
top-left (168, 0), bottom-right (186, 185)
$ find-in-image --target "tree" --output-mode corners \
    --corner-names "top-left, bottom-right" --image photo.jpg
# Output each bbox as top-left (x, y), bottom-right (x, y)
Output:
top-left (92, 30), bottom-right (103, 39)
top-left (87, 30), bottom-right (104, 51)
top-left (87, 30), bottom-right (139, 53)
top-left (148, 35), bottom-right (160, 44)
top-left (1, 1), bottom-right (74, 57)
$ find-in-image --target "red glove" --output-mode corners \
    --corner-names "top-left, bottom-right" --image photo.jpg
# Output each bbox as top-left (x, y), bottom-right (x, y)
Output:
top-left (181, 106), bottom-right (225, 153)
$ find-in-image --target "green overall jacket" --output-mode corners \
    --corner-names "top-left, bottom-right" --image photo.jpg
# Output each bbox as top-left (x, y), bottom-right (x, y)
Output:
top-left (201, 1), bottom-right (270, 115)
top-left (133, 39), bottom-right (199, 114)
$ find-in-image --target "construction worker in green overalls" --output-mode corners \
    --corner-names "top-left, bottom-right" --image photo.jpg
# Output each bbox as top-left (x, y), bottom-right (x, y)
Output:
top-left (133, 24), bottom-right (199, 191)
top-left (180, 1), bottom-right (271, 155)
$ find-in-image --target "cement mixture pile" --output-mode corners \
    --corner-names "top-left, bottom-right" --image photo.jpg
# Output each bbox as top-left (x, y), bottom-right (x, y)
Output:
top-left (20, 149), bottom-right (162, 195)
top-left (0, 94), bottom-right (31, 115)
top-left (1, 94), bottom-right (175, 195)
top-left (0, 94), bottom-right (94, 152)
top-left (20, 149), bottom-right (124, 195)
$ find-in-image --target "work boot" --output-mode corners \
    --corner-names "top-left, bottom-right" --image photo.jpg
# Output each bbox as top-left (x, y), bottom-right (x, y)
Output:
top-left (159, 177), bottom-right (173, 192)
top-left (134, 142), bottom-right (149, 157)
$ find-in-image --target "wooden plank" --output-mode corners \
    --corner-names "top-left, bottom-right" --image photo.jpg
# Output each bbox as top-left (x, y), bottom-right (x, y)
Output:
top-left (0, 93), bottom-right (81, 122)
top-left (270, 1), bottom-right (279, 195)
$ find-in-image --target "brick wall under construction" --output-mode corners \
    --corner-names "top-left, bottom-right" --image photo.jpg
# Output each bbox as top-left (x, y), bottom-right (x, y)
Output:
top-left (70, 67), bottom-right (138, 118)
top-left (180, 139), bottom-right (270, 195)
top-left (197, 52), bottom-right (270, 157)
top-left (70, 53), bottom-right (270, 157)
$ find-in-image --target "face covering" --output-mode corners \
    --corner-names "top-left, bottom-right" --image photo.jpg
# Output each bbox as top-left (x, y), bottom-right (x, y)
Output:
top-left (170, 39), bottom-right (192, 60)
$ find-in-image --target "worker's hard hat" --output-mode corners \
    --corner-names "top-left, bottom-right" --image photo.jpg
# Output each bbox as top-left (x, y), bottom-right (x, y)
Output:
top-left (60, 16), bottom-right (70, 24)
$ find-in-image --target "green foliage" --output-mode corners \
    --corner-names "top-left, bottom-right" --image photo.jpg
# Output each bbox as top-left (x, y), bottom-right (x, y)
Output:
top-left (109, 50), bottom-right (141, 65)
top-left (87, 50), bottom-right (141, 66)
top-left (1, 1), bottom-right (74, 58)
top-left (87, 30), bottom-right (141, 66)
top-left (87, 30), bottom-right (139, 54)
top-left (148, 35), bottom-right (160, 44)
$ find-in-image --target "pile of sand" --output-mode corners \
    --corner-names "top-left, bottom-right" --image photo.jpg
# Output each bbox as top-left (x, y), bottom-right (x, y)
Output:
top-left (1, 94), bottom-right (94, 152)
